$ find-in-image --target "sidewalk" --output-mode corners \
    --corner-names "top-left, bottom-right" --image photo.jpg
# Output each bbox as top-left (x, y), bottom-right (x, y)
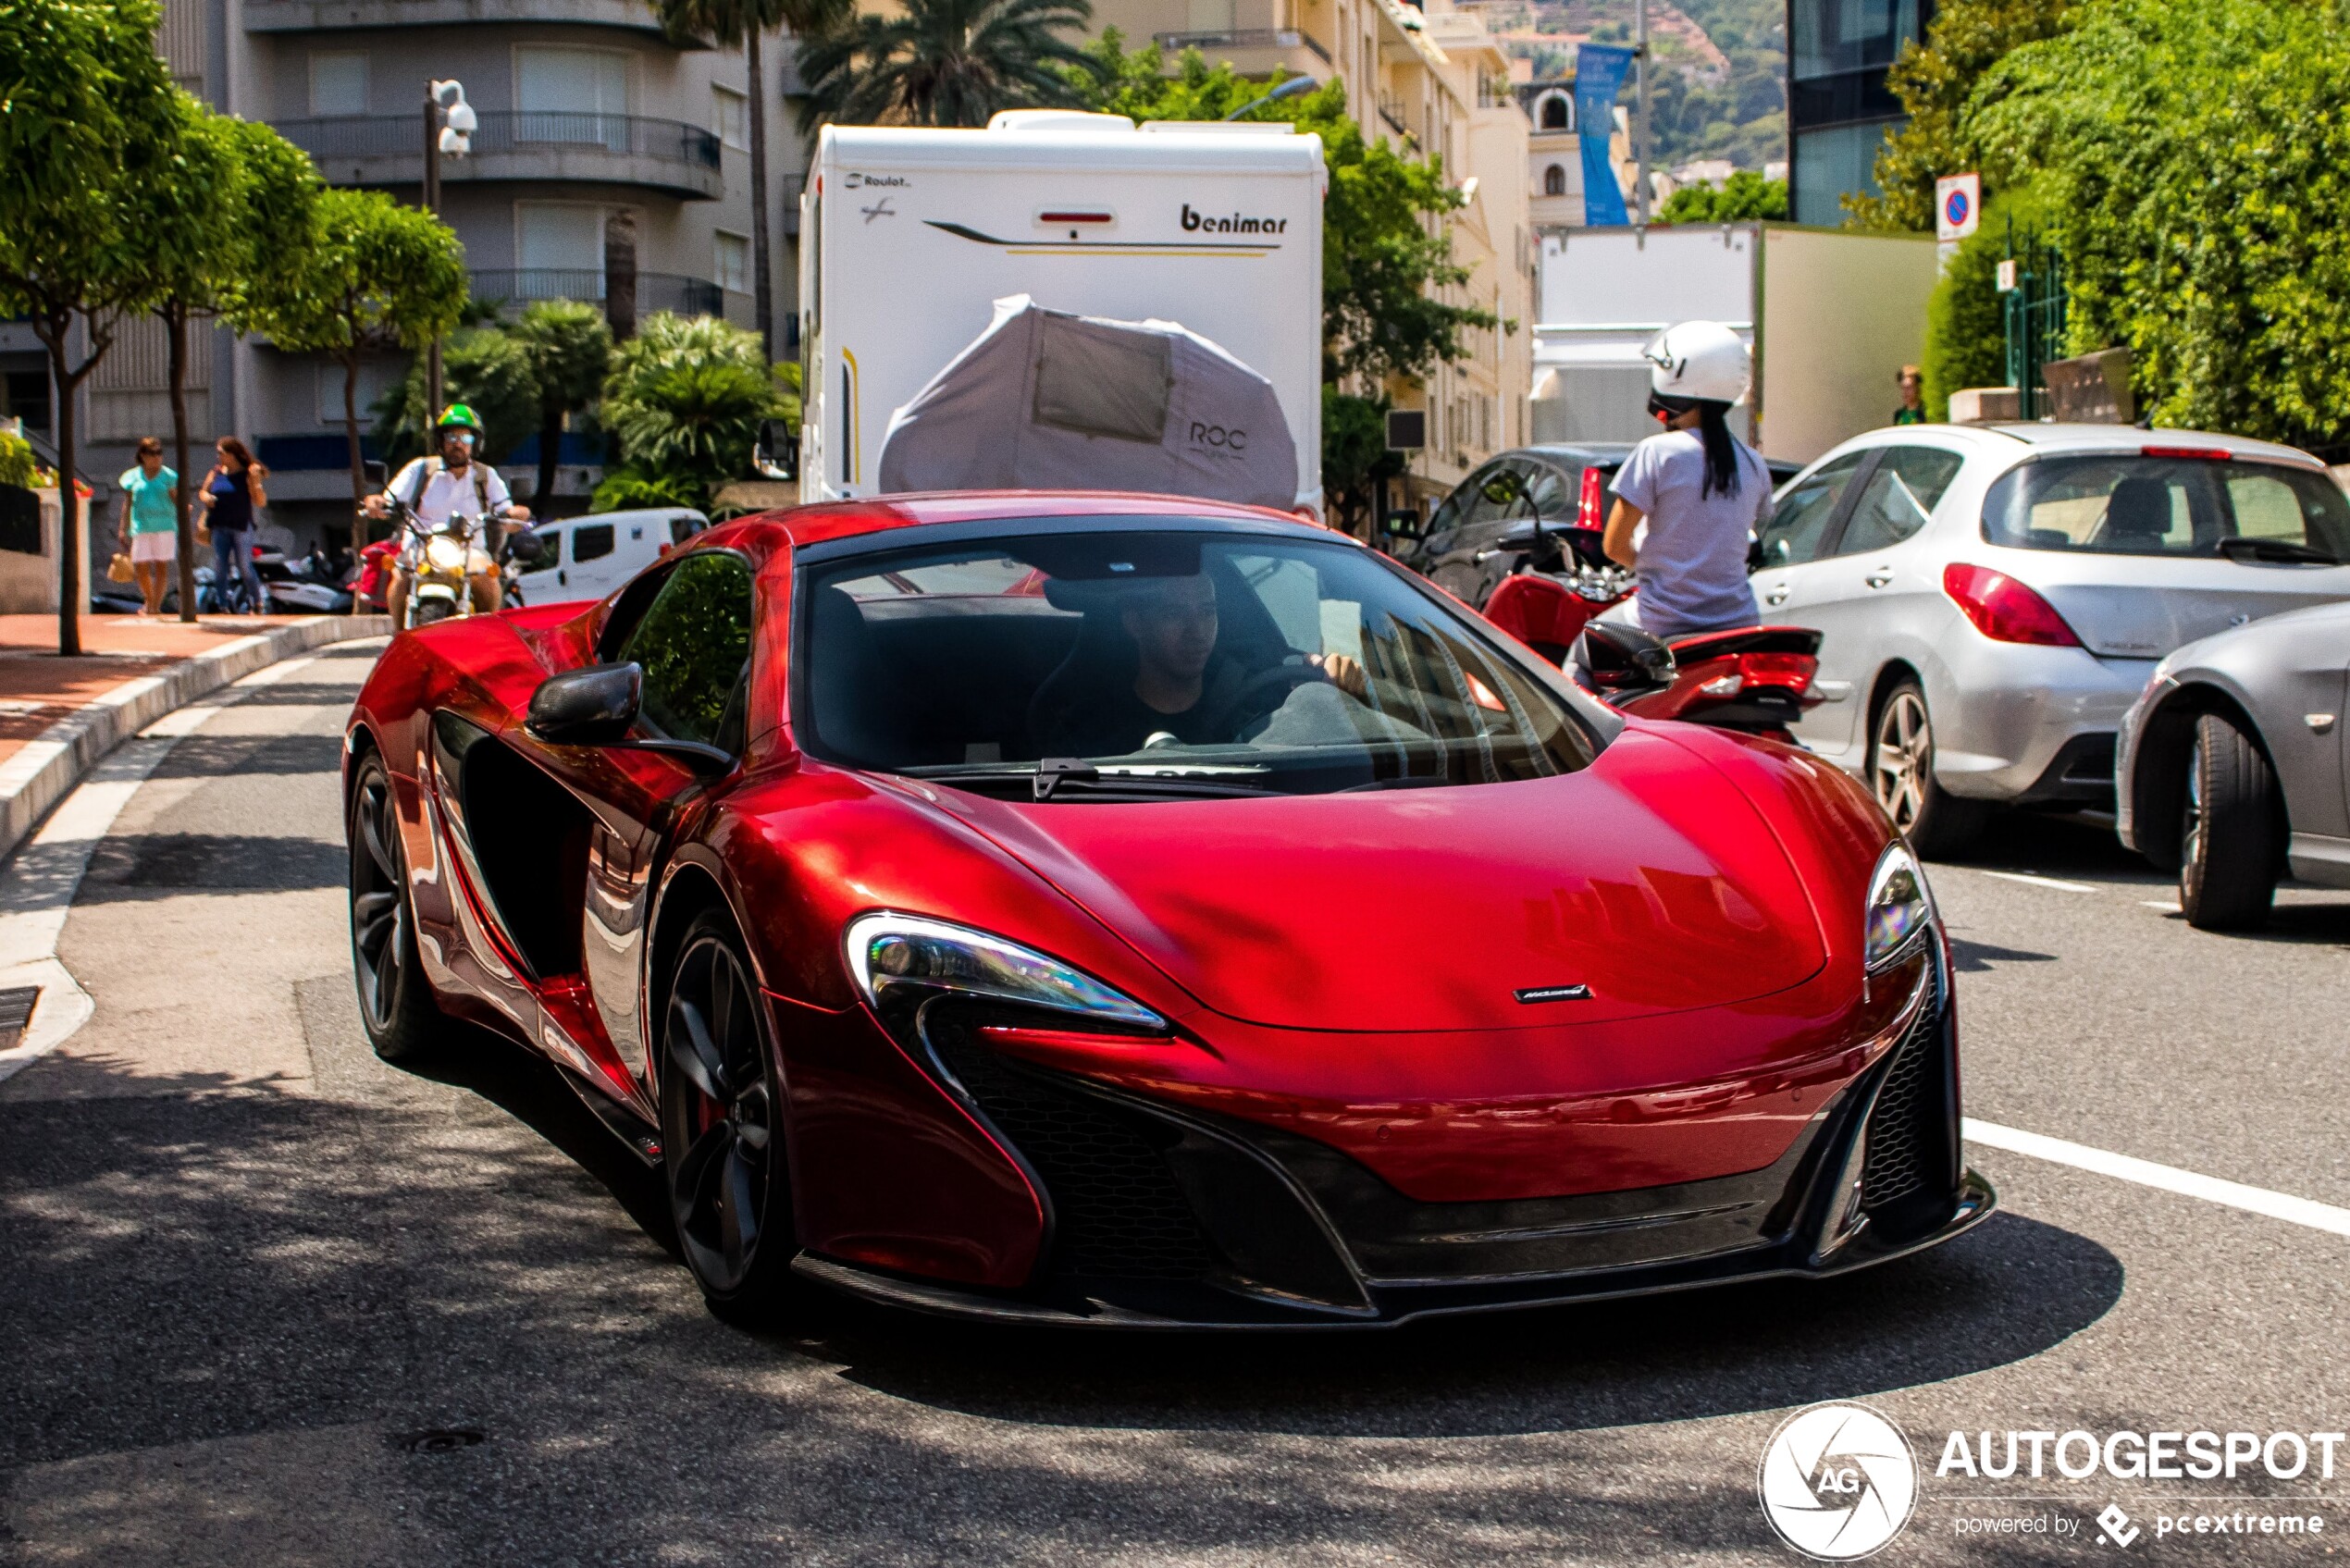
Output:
top-left (0, 615), bottom-right (343, 770)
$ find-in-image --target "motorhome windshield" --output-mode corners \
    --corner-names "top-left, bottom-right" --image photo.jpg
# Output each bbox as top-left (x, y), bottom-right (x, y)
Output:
top-left (797, 528), bottom-right (1606, 797)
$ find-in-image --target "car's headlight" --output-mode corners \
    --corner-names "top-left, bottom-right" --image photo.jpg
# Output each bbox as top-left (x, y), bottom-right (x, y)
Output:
top-left (844, 911), bottom-right (1166, 1031)
top-left (1863, 843), bottom-right (1936, 972)
top-left (424, 536), bottom-right (468, 572)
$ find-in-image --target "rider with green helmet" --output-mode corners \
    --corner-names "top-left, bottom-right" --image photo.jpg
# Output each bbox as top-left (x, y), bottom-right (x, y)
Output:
top-left (365, 402), bottom-right (533, 621)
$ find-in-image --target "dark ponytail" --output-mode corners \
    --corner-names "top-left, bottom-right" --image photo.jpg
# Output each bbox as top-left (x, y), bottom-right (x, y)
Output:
top-left (1697, 401), bottom-right (1742, 499)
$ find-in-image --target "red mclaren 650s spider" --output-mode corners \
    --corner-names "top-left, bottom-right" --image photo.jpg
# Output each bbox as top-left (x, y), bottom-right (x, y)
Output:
top-left (342, 491), bottom-right (1994, 1328)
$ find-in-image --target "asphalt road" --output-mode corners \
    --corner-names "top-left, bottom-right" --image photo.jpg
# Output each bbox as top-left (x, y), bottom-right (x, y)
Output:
top-left (0, 642), bottom-right (2344, 1566)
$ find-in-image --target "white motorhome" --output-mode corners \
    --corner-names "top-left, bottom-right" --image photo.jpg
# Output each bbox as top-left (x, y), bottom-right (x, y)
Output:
top-left (798, 111), bottom-right (1325, 509)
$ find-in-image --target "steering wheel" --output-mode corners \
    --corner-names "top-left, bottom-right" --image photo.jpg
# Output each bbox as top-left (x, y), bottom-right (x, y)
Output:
top-left (1201, 663), bottom-right (1324, 738)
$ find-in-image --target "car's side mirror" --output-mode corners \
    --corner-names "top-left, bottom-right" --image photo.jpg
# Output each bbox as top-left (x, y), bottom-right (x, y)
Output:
top-left (527, 662), bottom-right (641, 745)
top-left (1383, 510), bottom-right (1423, 540)
top-left (1577, 621), bottom-right (1676, 693)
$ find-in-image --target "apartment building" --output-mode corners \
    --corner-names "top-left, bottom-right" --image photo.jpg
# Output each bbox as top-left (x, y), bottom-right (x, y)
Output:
top-left (1082, 0), bottom-right (1535, 512)
top-left (53, 0), bottom-right (806, 545)
top-left (1520, 78), bottom-right (1584, 229)
top-left (1788, 0), bottom-right (1929, 225)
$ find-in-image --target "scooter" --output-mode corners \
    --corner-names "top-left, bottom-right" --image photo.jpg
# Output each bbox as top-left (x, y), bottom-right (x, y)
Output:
top-left (1453, 469), bottom-right (1824, 741)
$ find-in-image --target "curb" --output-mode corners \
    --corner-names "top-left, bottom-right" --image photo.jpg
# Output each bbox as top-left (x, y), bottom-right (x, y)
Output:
top-left (0, 614), bottom-right (392, 867)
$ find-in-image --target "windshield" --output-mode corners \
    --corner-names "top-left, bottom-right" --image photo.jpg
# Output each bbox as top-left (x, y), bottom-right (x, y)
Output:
top-left (1983, 455), bottom-right (2350, 561)
top-left (797, 527), bottom-right (1606, 797)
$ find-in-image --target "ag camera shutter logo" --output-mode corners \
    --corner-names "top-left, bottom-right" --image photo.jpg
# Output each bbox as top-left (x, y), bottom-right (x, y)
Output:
top-left (1759, 1402), bottom-right (1919, 1560)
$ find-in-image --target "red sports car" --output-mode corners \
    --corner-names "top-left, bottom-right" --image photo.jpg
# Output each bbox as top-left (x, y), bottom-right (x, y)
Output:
top-left (343, 493), bottom-right (1993, 1327)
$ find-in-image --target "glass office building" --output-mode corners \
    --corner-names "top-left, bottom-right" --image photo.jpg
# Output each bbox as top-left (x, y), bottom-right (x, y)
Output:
top-left (1788, 0), bottom-right (1931, 225)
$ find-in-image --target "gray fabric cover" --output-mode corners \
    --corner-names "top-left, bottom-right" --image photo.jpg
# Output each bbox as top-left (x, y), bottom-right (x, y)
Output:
top-left (875, 294), bottom-right (1299, 509)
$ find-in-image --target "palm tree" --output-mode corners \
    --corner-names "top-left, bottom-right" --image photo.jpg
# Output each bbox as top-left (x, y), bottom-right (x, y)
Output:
top-left (659, 0), bottom-right (849, 366)
top-left (797, 0), bottom-right (1095, 132)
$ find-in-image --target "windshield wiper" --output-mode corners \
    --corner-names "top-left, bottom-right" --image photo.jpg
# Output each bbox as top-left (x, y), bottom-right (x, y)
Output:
top-left (909, 759), bottom-right (1279, 802)
top-left (1337, 773), bottom-right (1456, 793)
top-left (2217, 537), bottom-right (2340, 565)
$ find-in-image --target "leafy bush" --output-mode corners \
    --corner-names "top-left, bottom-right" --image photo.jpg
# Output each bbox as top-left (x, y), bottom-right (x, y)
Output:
top-left (595, 313), bottom-right (789, 512)
top-left (372, 327), bottom-right (540, 467)
top-left (1922, 184), bottom-right (2047, 420)
top-left (1659, 170), bottom-right (1788, 224)
top-left (0, 428), bottom-right (33, 488)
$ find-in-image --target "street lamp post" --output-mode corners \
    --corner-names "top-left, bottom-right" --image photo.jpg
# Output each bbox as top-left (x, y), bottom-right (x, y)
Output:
top-left (421, 80), bottom-right (475, 427)
top-left (1634, 0), bottom-right (1650, 228)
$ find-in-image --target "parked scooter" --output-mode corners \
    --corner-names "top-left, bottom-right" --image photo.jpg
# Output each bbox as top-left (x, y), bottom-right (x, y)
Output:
top-left (1443, 469), bottom-right (1823, 741)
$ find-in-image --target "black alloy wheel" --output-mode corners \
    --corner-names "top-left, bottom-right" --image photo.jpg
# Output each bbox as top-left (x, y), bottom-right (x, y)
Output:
top-left (1868, 679), bottom-right (1988, 858)
top-left (661, 911), bottom-right (796, 1324)
top-left (347, 753), bottom-right (445, 1064)
top-left (2179, 710), bottom-right (2281, 931)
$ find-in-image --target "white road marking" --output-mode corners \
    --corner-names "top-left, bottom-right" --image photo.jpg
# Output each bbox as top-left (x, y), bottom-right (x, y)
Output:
top-left (2141, 899), bottom-right (2182, 912)
top-left (1964, 1117), bottom-right (2350, 1240)
top-left (1979, 870), bottom-right (2098, 894)
top-left (0, 657), bottom-right (318, 1082)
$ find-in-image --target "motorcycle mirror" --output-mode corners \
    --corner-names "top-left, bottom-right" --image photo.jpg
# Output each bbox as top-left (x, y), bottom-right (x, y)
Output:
top-left (1480, 474), bottom-right (1525, 507)
top-left (1576, 621), bottom-right (1676, 692)
top-left (1382, 510), bottom-right (1423, 539)
top-left (527, 662), bottom-right (642, 745)
top-left (504, 528), bottom-right (547, 564)
top-left (363, 459), bottom-right (389, 488)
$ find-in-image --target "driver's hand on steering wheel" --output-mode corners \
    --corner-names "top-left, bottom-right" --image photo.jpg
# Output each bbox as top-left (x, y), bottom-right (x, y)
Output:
top-left (1307, 652), bottom-right (1367, 698)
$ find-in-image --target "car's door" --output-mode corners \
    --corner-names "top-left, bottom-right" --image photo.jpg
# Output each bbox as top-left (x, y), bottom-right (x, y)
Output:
top-left (518, 550), bottom-right (759, 1085)
top-left (1750, 450), bottom-right (1874, 758)
top-left (564, 518), bottom-right (625, 600)
top-left (1797, 443), bottom-right (1971, 757)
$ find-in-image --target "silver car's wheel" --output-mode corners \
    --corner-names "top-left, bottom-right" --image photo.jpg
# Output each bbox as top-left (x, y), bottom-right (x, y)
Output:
top-left (1868, 680), bottom-right (1986, 857)
top-left (2178, 711), bottom-right (2280, 930)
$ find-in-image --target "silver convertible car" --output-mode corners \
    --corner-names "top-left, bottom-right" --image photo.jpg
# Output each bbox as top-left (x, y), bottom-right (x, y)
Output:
top-left (2116, 599), bottom-right (2350, 928)
top-left (1754, 425), bottom-right (2350, 853)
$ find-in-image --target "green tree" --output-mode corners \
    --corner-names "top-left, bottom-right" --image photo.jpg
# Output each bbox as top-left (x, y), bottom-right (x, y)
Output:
top-left (0, 0), bottom-right (180, 653)
top-left (1658, 169), bottom-right (1788, 223)
top-left (1320, 389), bottom-right (1405, 538)
top-left (1969, 0), bottom-right (2350, 444)
top-left (511, 301), bottom-right (613, 510)
top-left (798, 0), bottom-right (1094, 131)
top-left (372, 327), bottom-right (540, 475)
top-left (123, 101), bottom-right (320, 619)
top-left (1843, 0), bottom-right (2070, 232)
top-left (1920, 185), bottom-right (2046, 419)
top-left (1070, 42), bottom-right (1497, 529)
top-left (661, 0), bottom-right (849, 365)
top-left (596, 313), bottom-right (791, 512)
top-left (238, 188), bottom-right (469, 525)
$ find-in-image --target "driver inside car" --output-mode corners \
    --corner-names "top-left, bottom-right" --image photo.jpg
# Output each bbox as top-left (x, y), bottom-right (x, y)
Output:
top-left (1043, 574), bottom-right (1367, 757)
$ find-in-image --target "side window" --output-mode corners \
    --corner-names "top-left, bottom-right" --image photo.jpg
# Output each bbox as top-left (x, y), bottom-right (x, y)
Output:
top-left (612, 552), bottom-right (756, 751)
top-left (1836, 447), bottom-right (1966, 555)
top-left (1756, 452), bottom-right (1867, 568)
top-left (530, 523), bottom-right (563, 563)
top-left (669, 512), bottom-right (703, 547)
top-left (573, 522), bottom-right (616, 563)
top-left (1527, 464), bottom-right (1572, 521)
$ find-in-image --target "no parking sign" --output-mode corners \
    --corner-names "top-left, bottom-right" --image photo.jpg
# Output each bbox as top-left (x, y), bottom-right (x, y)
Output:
top-left (1936, 172), bottom-right (1982, 241)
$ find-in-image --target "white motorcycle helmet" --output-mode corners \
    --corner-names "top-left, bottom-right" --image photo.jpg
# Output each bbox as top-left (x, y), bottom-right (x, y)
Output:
top-left (1643, 320), bottom-right (1751, 406)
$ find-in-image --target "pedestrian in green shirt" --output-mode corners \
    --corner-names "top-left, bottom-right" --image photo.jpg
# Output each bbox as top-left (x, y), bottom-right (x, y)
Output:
top-left (117, 436), bottom-right (179, 615)
top-left (1893, 364), bottom-right (1927, 426)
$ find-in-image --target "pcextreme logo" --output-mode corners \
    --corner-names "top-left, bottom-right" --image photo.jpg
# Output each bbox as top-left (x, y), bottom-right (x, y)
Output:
top-left (1759, 1402), bottom-right (1920, 1561)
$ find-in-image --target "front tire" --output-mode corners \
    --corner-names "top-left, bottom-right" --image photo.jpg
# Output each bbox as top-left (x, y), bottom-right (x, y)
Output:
top-left (1869, 680), bottom-right (1988, 858)
top-left (2180, 711), bottom-right (2281, 930)
top-left (347, 754), bottom-right (447, 1065)
top-left (661, 911), bottom-right (798, 1327)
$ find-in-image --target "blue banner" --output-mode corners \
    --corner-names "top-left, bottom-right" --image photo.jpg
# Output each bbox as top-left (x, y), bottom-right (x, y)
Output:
top-left (1576, 43), bottom-right (1634, 227)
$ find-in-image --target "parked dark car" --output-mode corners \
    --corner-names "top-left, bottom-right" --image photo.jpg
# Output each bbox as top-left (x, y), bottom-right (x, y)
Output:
top-left (1398, 443), bottom-right (1801, 608)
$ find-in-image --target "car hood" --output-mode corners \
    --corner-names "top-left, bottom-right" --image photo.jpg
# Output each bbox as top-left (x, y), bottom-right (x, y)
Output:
top-left (933, 730), bottom-right (1826, 1032)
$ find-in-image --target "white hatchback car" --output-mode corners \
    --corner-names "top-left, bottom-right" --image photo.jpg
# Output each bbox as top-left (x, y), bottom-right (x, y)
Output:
top-left (514, 507), bottom-right (709, 605)
top-left (1753, 424), bottom-right (2350, 852)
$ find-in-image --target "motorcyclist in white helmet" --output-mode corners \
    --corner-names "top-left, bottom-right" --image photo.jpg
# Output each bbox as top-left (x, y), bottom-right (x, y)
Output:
top-left (1600, 320), bottom-right (1774, 638)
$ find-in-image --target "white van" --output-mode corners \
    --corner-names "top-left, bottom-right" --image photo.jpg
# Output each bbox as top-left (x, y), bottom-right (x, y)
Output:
top-left (514, 508), bottom-right (708, 604)
top-left (798, 110), bottom-right (1325, 509)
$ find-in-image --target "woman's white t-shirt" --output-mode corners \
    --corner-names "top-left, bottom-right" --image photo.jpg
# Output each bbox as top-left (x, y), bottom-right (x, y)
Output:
top-left (1607, 429), bottom-right (1773, 638)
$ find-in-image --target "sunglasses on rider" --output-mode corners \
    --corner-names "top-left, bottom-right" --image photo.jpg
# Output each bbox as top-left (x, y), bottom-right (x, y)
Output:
top-left (442, 430), bottom-right (476, 448)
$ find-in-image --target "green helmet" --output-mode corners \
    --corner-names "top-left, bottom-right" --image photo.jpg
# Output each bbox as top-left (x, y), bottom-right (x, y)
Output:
top-left (434, 402), bottom-right (484, 438)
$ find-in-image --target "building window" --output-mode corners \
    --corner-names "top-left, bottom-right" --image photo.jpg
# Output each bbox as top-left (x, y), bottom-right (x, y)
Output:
top-left (1793, 122), bottom-right (1893, 226)
top-left (518, 203), bottom-right (610, 291)
top-left (1186, 0), bottom-right (1236, 30)
top-left (516, 47), bottom-right (629, 147)
top-left (1540, 93), bottom-right (1569, 130)
top-left (712, 84), bottom-right (748, 151)
top-left (309, 52), bottom-right (368, 117)
top-left (715, 231), bottom-right (749, 294)
top-left (1543, 163), bottom-right (1565, 197)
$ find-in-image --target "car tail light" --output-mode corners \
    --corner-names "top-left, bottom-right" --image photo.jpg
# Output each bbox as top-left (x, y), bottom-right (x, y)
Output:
top-left (1577, 465), bottom-right (1607, 529)
top-left (1942, 562), bottom-right (2080, 647)
top-left (2142, 445), bottom-right (2232, 462)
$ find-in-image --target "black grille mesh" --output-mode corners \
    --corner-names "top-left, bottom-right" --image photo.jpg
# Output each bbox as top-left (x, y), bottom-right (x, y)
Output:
top-left (1861, 967), bottom-right (1946, 1214)
top-left (930, 1023), bottom-right (1214, 1281)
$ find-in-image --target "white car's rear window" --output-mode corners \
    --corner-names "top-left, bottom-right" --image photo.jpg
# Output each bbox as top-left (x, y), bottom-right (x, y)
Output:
top-left (1983, 455), bottom-right (2350, 562)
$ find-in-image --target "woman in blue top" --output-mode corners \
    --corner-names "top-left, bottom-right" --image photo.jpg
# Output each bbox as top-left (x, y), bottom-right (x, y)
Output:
top-left (198, 437), bottom-right (269, 614)
top-left (115, 436), bottom-right (179, 615)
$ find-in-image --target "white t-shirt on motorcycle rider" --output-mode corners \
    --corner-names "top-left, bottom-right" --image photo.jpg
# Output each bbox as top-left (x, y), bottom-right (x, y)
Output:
top-left (387, 457), bottom-right (513, 548)
top-left (1607, 428), bottom-right (1772, 639)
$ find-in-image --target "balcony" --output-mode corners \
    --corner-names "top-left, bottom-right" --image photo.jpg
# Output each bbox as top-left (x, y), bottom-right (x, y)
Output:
top-left (470, 268), bottom-right (725, 320)
top-left (243, 0), bottom-right (706, 43)
top-left (277, 112), bottom-right (724, 201)
top-left (1150, 27), bottom-right (1333, 71)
